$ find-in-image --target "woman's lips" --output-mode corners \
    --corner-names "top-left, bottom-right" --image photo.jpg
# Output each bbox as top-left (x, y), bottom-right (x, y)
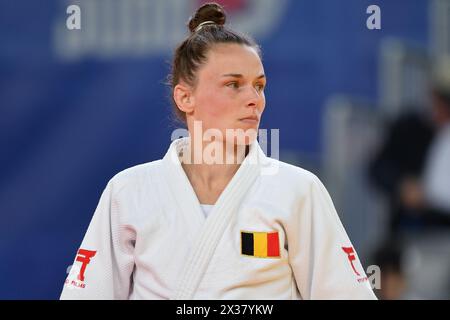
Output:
top-left (239, 116), bottom-right (259, 124)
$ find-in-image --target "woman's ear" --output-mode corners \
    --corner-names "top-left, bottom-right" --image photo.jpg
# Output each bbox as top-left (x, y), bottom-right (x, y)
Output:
top-left (174, 83), bottom-right (195, 115)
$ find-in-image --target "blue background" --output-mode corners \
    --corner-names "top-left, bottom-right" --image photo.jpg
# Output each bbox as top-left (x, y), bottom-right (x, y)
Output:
top-left (0, 0), bottom-right (427, 299)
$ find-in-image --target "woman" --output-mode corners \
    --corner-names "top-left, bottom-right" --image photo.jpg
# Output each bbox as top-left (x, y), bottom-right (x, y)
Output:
top-left (60, 2), bottom-right (376, 300)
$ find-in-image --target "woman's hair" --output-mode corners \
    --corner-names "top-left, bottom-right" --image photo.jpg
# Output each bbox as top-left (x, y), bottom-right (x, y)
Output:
top-left (167, 2), bottom-right (261, 124)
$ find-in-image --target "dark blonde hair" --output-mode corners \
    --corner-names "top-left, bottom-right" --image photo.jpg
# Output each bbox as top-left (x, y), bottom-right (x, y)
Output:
top-left (167, 2), bottom-right (261, 124)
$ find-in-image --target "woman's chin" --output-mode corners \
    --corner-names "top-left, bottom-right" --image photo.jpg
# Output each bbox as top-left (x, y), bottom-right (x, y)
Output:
top-left (225, 132), bottom-right (258, 146)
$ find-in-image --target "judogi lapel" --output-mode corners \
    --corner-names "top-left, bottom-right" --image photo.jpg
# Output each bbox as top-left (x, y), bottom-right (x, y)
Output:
top-left (161, 138), bottom-right (263, 299)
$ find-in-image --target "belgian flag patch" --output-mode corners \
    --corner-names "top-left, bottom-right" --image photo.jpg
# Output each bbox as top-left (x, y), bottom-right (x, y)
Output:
top-left (241, 231), bottom-right (280, 258)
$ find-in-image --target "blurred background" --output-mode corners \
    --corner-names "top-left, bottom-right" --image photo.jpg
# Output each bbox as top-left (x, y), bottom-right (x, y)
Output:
top-left (1, 0), bottom-right (449, 299)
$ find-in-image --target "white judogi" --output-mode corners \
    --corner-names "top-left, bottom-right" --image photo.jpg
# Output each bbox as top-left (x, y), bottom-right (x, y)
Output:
top-left (60, 137), bottom-right (376, 300)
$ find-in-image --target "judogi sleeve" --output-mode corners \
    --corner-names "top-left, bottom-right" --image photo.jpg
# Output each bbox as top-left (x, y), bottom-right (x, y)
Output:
top-left (60, 181), bottom-right (135, 300)
top-left (288, 174), bottom-right (377, 300)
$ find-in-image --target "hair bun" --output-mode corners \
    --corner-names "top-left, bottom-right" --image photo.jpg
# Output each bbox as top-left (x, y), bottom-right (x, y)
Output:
top-left (188, 2), bottom-right (227, 33)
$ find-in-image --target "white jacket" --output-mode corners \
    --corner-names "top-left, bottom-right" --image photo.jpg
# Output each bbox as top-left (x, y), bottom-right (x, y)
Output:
top-left (60, 138), bottom-right (377, 300)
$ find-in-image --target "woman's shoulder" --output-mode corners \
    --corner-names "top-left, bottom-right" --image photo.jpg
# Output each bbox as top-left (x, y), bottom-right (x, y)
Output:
top-left (106, 159), bottom-right (164, 195)
top-left (264, 157), bottom-right (321, 186)
top-left (256, 157), bottom-right (332, 206)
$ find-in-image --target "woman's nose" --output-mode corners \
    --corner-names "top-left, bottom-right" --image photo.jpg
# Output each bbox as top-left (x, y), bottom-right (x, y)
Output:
top-left (246, 86), bottom-right (262, 108)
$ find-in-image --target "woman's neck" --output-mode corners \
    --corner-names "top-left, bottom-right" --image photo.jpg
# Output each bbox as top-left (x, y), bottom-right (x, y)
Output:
top-left (180, 140), bottom-right (249, 204)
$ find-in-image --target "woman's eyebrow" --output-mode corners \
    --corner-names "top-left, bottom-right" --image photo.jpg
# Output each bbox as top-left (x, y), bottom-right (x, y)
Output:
top-left (221, 73), bottom-right (266, 79)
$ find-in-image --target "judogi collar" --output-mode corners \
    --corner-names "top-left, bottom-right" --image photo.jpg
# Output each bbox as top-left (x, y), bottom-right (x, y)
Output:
top-left (161, 137), bottom-right (265, 299)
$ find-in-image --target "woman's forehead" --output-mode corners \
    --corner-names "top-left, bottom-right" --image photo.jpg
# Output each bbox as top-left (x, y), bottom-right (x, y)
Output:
top-left (201, 44), bottom-right (264, 77)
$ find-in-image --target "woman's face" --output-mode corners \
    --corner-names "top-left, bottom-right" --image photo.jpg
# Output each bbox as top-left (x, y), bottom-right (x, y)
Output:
top-left (188, 43), bottom-right (266, 145)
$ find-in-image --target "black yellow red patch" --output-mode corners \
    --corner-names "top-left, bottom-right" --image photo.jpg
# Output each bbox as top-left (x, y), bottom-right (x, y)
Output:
top-left (241, 231), bottom-right (280, 258)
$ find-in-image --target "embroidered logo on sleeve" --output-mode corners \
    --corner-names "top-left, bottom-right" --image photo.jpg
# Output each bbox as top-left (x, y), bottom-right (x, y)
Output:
top-left (342, 246), bottom-right (360, 276)
top-left (342, 246), bottom-right (368, 283)
top-left (241, 231), bottom-right (280, 258)
top-left (76, 249), bottom-right (97, 281)
top-left (65, 248), bottom-right (97, 289)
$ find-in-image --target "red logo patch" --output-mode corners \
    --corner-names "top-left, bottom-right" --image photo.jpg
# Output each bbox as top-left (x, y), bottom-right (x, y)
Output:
top-left (342, 246), bottom-right (361, 276)
top-left (75, 249), bottom-right (97, 281)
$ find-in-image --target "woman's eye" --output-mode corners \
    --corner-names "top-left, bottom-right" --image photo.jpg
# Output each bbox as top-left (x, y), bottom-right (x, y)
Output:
top-left (255, 83), bottom-right (265, 91)
top-left (226, 82), bottom-right (239, 89)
